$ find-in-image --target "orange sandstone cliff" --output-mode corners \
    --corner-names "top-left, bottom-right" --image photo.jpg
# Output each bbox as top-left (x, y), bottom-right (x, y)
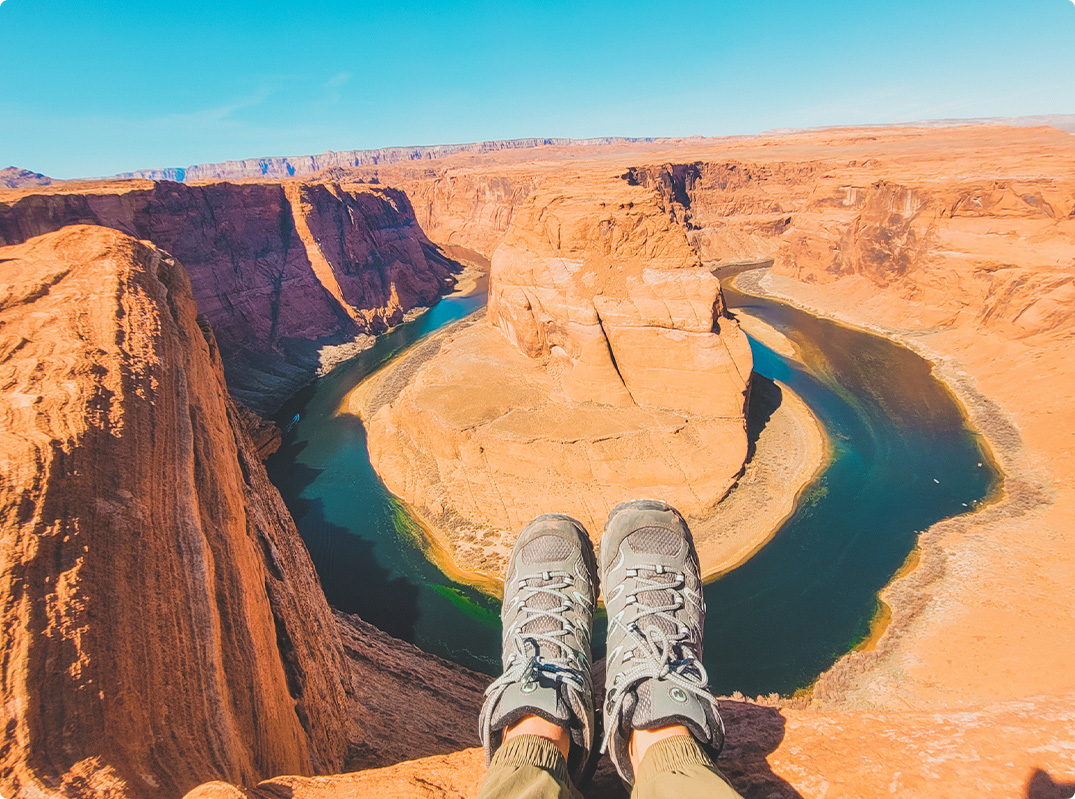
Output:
top-left (0, 226), bottom-right (484, 799)
top-left (353, 179), bottom-right (753, 570)
top-left (0, 181), bottom-right (459, 412)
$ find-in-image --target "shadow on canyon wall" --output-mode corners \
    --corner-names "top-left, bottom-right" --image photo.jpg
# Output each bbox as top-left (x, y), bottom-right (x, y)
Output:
top-left (745, 372), bottom-right (782, 464)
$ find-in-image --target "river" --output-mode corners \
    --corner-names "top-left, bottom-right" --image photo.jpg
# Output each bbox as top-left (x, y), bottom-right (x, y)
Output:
top-left (267, 270), bottom-right (997, 696)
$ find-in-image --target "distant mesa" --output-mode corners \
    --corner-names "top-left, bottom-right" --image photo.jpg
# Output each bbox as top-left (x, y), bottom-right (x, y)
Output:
top-left (0, 166), bottom-right (53, 189)
top-left (113, 136), bottom-right (656, 183)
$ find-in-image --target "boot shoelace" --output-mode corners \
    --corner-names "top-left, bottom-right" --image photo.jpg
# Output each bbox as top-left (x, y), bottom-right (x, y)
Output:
top-left (480, 571), bottom-right (592, 750)
top-left (601, 566), bottom-right (724, 754)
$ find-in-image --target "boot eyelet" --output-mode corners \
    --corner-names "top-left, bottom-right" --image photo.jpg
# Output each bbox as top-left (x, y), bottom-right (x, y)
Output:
top-left (522, 681), bottom-right (537, 693)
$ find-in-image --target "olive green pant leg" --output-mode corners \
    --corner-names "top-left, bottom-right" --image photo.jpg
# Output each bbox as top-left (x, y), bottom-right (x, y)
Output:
top-left (476, 734), bottom-right (584, 799)
top-left (631, 736), bottom-right (744, 799)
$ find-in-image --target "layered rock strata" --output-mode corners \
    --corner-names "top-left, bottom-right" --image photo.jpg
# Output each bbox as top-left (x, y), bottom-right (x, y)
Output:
top-left (776, 178), bottom-right (1075, 336)
top-left (354, 182), bottom-right (753, 569)
top-left (0, 181), bottom-right (458, 412)
top-left (0, 227), bottom-right (343, 797)
top-left (399, 171), bottom-right (537, 262)
top-left (7, 124), bottom-right (1075, 798)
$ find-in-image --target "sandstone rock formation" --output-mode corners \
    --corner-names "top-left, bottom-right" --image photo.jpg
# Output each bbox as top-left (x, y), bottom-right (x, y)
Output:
top-left (0, 226), bottom-right (353, 796)
top-left (777, 177), bottom-right (1075, 337)
top-left (337, 124), bottom-right (1075, 795)
top-left (0, 181), bottom-right (458, 412)
top-left (0, 227), bottom-right (484, 799)
top-left (399, 171), bottom-right (538, 264)
top-left (354, 181), bottom-right (753, 570)
top-left (7, 124), bottom-right (1075, 799)
top-left (189, 691), bottom-right (1075, 799)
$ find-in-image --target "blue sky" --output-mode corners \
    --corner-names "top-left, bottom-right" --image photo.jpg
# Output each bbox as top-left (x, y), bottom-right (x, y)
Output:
top-left (1, 0), bottom-right (1073, 178)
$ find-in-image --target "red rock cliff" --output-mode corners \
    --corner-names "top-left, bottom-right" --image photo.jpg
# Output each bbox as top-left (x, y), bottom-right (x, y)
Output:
top-left (0, 182), bottom-right (458, 412)
top-left (0, 226), bottom-right (355, 798)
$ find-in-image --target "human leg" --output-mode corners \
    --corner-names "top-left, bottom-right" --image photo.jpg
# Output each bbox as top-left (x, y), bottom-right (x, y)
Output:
top-left (630, 733), bottom-right (742, 799)
top-left (477, 732), bottom-right (584, 799)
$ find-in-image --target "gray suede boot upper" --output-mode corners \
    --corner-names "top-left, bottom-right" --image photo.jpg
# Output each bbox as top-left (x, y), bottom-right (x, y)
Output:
top-left (600, 500), bottom-right (725, 784)
top-left (479, 514), bottom-right (598, 784)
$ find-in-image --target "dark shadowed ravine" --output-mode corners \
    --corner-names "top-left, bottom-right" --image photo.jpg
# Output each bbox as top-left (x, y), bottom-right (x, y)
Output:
top-left (267, 270), bottom-right (997, 695)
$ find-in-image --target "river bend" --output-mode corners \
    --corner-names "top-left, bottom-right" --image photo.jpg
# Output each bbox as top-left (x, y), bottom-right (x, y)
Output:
top-left (267, 272), bottom-right (996, 695)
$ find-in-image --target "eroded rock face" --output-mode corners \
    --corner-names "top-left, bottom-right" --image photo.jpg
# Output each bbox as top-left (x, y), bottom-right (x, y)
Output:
top-left (624, 160), bottom-right (815, 265)
top-left (621, 131), bottom-right (1075, 340)
top-left (488, 186), bottom-right (752, 415)
top-left (0, 181), bottom-right (458, 412)
top-left (358, 183), bottom-right (752, 568)
top-left (779, 178), bottom-right (1075, 337)
top-left (0, 227), bottom-right (354, 798)
top-left (399, 172), bottom-right (536, 263)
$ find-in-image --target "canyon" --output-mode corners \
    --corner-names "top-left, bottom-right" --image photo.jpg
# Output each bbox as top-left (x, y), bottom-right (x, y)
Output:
top-left (0, 180), bottom-right (459, 413)
top-left (320, 123), bottom-right (1075, 796)
top-left (2, 123), bottom-right (1074, 798)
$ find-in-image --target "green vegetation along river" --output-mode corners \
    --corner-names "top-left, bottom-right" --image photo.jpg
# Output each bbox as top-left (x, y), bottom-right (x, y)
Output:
top-left (267, 271), bottom-right (997, 695)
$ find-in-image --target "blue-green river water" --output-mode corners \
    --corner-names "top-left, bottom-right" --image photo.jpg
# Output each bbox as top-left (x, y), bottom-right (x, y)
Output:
top-left (267, 271), bottom-right (997, 695)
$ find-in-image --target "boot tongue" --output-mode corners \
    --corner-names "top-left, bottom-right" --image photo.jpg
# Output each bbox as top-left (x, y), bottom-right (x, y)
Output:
top-left (517, 574), bottom-right (567, 660)
top-left (626, 526), bottom-right (685, 639)
top-left (629, 680), bottom-right (711, 742)
top-left (634, 567), bottom-right (679, 638)
top-left (491, 672), bottom-right (571, 732)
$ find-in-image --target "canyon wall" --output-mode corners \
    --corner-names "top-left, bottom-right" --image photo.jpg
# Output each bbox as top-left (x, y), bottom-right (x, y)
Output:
top-left (623, 160), bottom-right (817, 265)
top-left (777, 177), bottom-right (1075, 337)
top-left (0, 226), bottom-right (357, 797)
top-left (0, 181), bottom-right (458, 412)
top-left (357, 181), bottom-right (753, 571)
top-left (618, 129), bottom-right (1075, 337)
top-left (395, 171), bottom-right (537, 262)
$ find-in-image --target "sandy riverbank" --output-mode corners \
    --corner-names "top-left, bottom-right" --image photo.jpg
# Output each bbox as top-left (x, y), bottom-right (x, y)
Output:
top-left (732, 267), bottom-right (1075, 712)
top-left (693, 374), bottom-right (828, 581)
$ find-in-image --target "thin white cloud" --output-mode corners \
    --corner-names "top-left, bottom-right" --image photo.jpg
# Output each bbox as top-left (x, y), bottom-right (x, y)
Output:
top-left (320, 72), bottom-right (352, 105)
top-left (324, 72), bottom-right (351, 90)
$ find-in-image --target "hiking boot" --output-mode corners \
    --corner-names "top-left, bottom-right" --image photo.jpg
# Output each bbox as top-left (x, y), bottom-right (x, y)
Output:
top-left (600, 500), bottom-right (725, 784)
top-left (479, 514), bottom-right (599, 784)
